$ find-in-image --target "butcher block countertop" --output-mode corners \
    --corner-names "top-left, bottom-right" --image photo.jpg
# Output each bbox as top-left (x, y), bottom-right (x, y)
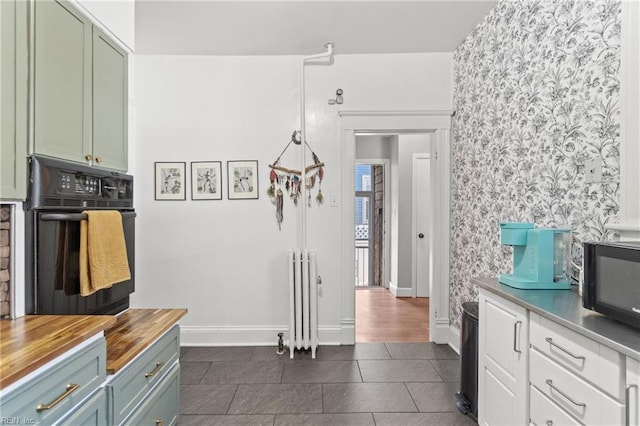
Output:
top-left (0, 315), bottom-right (117, 389)
top-left (0, 308), bottom-right (187, 390)
top-left (105, 308), bottom-right (187, 374)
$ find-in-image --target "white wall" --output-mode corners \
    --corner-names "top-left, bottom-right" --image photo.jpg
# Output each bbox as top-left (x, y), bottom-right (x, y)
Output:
top-left (356, 135), bottom-right (392, 159)
top-left (132, 53), bottom-right (453, 345)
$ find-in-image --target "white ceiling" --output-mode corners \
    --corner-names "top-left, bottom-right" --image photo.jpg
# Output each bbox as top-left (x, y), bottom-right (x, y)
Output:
top-left (135, 0), bottom-right (497, 55)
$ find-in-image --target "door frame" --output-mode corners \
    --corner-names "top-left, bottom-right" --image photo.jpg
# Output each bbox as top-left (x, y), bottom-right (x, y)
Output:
top-left (340, 110), bottom-right (452, 344)
top-left (355, 158), bottom-right (391, 290)
top-left (412, 152), bottom-right (430, 298)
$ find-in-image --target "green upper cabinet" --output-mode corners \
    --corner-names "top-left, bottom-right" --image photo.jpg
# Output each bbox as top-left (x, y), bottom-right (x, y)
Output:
top-left (0, 0), bottom-right (28, 200)
top-left (92, 27), bottom-right (128, 171)
top-left (33, 0), bottom-right (91, 165)
top-left (33, 0), bottom-right (128, 172)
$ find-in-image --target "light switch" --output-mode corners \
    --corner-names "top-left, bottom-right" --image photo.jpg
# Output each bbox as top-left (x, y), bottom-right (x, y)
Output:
top-left (585, 157), bottom-right (602, 184)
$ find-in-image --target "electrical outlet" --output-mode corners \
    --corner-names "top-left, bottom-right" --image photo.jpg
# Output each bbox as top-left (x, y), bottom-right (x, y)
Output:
top-left (584, 157), bottom-right (602, 184)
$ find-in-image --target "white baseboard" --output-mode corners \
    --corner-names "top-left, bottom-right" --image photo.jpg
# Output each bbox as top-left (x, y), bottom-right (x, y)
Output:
top-left (180, 325), bottom-right (342, 347)
top-left (448, 324), bottom-right (461, 355)
top-left (389, 282), bottom-right (413, 297)
top-left (341, 319), bottom-right (355, 345)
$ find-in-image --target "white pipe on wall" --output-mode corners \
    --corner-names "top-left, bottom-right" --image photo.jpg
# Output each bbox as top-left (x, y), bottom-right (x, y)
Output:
top-left (299, 43), bottom-right (333, 250)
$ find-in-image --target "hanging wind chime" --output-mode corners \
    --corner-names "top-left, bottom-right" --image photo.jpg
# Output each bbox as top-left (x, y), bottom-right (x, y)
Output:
top-left (267, 131), bottom-right (325, 230)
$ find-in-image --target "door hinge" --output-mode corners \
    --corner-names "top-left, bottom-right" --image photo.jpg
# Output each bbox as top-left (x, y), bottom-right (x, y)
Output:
top-left (434, 150), bottom-right (439, 160)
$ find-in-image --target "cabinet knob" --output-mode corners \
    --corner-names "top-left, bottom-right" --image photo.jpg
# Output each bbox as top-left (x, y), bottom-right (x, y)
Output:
top-left (85, 154), bottom-right (93, 161)
top-left (95, 156), bottom-right (103, 163)
top-left (155, 419), bottom-right (164, 426)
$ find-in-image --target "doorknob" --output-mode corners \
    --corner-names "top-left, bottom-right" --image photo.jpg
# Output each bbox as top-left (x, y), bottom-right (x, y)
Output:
top-left (418, 233), bottom-right (424, 238)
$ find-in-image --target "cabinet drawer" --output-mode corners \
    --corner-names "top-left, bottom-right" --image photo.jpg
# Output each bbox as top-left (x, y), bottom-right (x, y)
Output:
top-left (107, 325), bottom-right (180, 425)
top-left (0, 337), bottom-right (106, 425)
top-left (58, 388), bottom-right (106, 426)
top-left (530, 312), bottom-right (624, 398)
top-left (530, 384), bottom-right (580, 426)
top-left (123, 362), bottom-right (180, 426)
top-left (530, 348), bottom-right (624, 425)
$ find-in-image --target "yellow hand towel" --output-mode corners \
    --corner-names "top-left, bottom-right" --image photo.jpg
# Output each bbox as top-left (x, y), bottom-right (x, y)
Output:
top-left (80, 210), bottom-right (131, 297)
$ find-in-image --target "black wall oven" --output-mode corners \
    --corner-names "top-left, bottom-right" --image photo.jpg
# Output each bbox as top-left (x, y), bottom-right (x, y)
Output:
top-left (25, 156), bottom-right (135, 315)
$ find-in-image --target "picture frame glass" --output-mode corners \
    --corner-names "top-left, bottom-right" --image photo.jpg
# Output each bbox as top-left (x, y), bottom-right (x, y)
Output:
top-left (228, 161), bottom-right (259, 199)
top-left (192, 162), bottom-right (222, 200)
top-left (155, 162), bottom-right (186, 200)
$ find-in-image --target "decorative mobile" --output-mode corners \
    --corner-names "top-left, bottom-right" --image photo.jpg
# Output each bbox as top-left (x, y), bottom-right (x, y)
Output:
top-left (267, 131), bottom-right (325, 229)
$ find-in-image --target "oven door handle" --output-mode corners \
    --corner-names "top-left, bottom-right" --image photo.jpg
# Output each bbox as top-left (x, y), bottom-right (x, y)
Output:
top-left (40, 212), bottom-right (136, 221)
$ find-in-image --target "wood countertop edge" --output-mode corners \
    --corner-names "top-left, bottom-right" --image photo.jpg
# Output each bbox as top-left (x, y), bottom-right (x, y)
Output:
top-left (105, 308), bottom-right (187, 374)
top-left (0, 308), bottom-right (187, 390)
top-left (0, 315), bottom-right (117, 390)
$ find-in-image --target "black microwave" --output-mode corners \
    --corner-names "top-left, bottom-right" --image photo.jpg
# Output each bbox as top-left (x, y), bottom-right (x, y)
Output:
top-left (583, 241), bottom-right (640, 329)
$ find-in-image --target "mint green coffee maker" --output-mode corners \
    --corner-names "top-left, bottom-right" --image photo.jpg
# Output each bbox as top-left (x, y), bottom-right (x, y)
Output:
top-left (499, 222), bottom-right (572, 290)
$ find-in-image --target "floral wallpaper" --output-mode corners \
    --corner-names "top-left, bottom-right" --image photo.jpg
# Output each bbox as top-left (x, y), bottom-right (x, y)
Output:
top-left (450, 0), bottom-right (621, 328)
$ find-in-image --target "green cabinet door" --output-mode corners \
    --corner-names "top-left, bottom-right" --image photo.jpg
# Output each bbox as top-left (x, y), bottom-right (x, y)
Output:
top-left (1, 0), bottom-right (27, 200)
top-left (92, 27), bottom-right (128, 171)
top-left (33, 0), bottom-right (92, 165)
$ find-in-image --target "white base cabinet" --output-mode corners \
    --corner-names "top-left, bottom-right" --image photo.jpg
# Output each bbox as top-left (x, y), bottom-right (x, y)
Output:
top-left (478, 289), bottom-right (529, 426)
top-left (479, 288), bottom-right (639, 426)
top-left (629, 358), bottom-right (640, 426)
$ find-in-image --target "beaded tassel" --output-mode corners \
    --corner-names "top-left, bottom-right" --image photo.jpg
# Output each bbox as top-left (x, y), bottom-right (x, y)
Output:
top-left (275, 189), bottom-right (284, 230)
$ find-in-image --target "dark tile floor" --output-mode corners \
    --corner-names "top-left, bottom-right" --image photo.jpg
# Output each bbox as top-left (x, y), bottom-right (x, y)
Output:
top-left (179, 342), bottom-right (477, 425)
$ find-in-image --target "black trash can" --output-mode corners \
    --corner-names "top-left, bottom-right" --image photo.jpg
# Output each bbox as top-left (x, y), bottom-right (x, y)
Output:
top-left (455, 301), bottom-right (478, 421)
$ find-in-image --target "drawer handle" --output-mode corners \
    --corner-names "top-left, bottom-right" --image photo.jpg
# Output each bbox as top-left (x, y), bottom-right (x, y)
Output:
top-left (545, 379), bottom-right (586, 407)
top-left (545, 337), bottom-right (586, 361)
top-left (513, 321), bottom-right (523, 353)
top-left (155, 419), bottom-right (164, 426)
top-left (145, 361), bottom-right (165, 378)
top-left (627, 384), bottom-right (638, 426)
top-left (36, 383), bottom-right (80, 412)
top-left (546, 421), bottom-right (553, 426)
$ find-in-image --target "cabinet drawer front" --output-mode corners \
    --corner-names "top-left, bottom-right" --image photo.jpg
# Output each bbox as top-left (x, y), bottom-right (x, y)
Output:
top-left (123, 362), bottom-right (180, 426)
top-left (530, 384), bottom-right (581, 426)
top-left (1, 338), bottom-right (106, 424)
top-left (58, 388), bottom-right (106, 426)
top-left (530, 312), bottom-right (624, 398)
top-left (530, 348), bottom-right (624, 425)
top-left (107, 325), bottom-right (179, 425)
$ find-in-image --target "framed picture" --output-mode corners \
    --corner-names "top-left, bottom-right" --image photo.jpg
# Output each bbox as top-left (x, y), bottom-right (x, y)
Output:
top-left (155, 162), bottom-right (186, 200)
top-left (227, 160), bottom-right (259, 200)
top-left (191, 161), bottom-right (222, 200)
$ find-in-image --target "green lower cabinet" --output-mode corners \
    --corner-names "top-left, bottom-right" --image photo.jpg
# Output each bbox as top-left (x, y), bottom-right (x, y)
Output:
top-left (122, 363), bottom-right (180, 426)
top-left (0, 338), bottom-right (106, 425)
top-left (106, 325), bottom-right (180, 425)
top-left (58, 388), bottom-right (107, 426)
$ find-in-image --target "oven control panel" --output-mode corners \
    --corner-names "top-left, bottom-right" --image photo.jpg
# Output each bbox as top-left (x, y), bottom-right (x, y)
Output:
top-left (27, 156), bottom-right (134, 209)
top-left (59, 172), bottom-right (101, 195)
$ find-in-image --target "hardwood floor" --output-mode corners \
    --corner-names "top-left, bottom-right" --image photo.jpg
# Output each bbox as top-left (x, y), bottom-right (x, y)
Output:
top-left (356, 287), bottom-right (429, 342)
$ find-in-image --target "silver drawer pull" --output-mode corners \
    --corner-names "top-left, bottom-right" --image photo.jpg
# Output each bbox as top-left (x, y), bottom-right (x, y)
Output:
top-left (145, 361), bottom-right (165, 378)
top-left (513, 321), bottom-right (523, 353)
top-left (546, 421), bottom-right (553, 426)
top-left (545, 337), bottom-right (586, 361)
top-left (36, 383), bottom-right (80, 412)
top-left (545, 379), bottom-right (586, 407)
top-left (627, 384), bottom-right (638, 426)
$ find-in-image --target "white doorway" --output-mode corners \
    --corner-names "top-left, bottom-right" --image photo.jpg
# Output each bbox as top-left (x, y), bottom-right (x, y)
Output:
top-left (413, 153), bottom-right (430, 298)
top-left (339, 111), bottom-right (452, 345)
